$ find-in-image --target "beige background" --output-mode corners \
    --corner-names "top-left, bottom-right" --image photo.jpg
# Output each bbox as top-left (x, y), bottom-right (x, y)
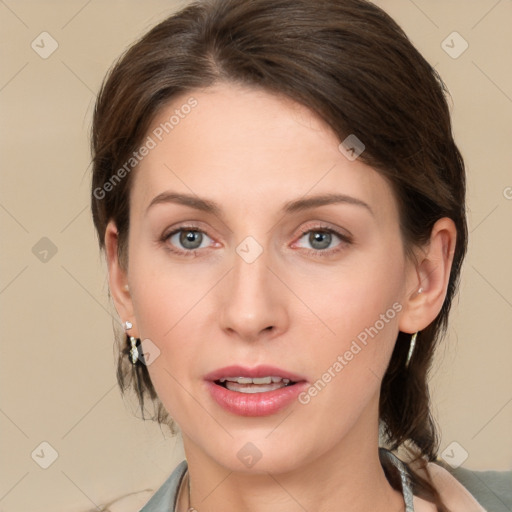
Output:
top-left (0, 1), bottom-right (511, 511)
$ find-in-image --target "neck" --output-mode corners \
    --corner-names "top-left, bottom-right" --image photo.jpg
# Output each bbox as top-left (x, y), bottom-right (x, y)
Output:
top-left (178, 397), bottom-right (404, 512)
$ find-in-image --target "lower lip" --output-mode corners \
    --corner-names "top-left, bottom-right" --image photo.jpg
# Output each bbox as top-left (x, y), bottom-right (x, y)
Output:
top-left (205, 380), bottom-right (309, 416)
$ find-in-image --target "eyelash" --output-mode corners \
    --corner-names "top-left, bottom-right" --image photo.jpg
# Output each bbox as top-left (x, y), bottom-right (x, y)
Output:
top-left (160, 224), bottom-right (352, 257)
top-left (294, 225), bottom-right (352, 257)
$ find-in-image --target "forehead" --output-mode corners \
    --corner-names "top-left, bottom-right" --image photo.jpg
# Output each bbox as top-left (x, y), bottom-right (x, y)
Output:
top-left (131, 82), bottom-right (397, 220)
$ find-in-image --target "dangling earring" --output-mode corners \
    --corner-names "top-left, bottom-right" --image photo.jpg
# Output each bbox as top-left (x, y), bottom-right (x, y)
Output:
top-left (405, 332), bottom-right (418, 368)
top-left (124, 321), bottom-right (141, 365)
top-left (129, 336), bottom-right (141, 364)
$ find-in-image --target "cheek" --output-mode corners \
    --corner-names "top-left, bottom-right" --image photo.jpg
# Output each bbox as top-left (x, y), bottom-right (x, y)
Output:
top-left (292, 251), bottom-right (404, 400)
top-left (130, 286), bottom-right (203, 424)
top-left (297, 252), bottom-right (404, 346)
top-left (129, 265), bottom-right (205, 359)
top-left (127, 237), bottom-right (214, 339)
top-left (126, 248), bottom-right (218, 417)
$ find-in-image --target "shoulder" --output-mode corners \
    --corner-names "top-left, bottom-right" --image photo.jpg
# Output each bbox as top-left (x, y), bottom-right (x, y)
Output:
top-left (417, 460), bottom-right (512, 512)
top-left (436, 462), bottom-right (512, 512)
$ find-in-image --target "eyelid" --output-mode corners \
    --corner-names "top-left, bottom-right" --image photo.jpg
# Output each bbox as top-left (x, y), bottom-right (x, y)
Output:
top-left (162, 221), bottom-right (212, 240)
top-left (161, 223), bottom-right (219, 255)
top-left (290, 223), bottom-right (353, 255)
top-left (294, 221), bottom-right (353, 242)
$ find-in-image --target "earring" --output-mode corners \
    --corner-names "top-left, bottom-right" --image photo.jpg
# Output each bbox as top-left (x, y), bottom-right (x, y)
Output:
top-left (124, 320), bottom-right (141, 365)
top-left (405, 332), bottom-right (418, 368)
top-left (128, 335), bottom-right (141, 365)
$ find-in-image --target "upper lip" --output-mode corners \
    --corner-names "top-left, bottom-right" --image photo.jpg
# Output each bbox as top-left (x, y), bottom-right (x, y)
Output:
top-left (204, 365), bottom-right (307, 383)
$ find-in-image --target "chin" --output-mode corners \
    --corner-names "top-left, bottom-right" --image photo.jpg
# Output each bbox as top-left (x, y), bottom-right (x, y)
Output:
top-left (188, 429), bottom-right (321, 475)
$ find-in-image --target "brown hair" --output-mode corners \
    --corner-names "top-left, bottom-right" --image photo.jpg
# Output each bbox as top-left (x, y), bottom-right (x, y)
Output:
top-left (91, 0), bottom-right (467, 509)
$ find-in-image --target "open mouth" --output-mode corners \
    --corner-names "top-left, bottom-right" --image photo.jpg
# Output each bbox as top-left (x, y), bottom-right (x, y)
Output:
top-left (214, 376), bottom-right (296, 394)
top-left (206, 366), bottom-right (308, 416)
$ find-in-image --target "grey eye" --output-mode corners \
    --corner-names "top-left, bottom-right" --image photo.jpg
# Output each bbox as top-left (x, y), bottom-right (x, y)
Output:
top-left (169, 229), bottom-right (211, 250)
top-left (308, 231), bottom-right (332, 250)
top-left (180, 230), bottom-right (203, 249)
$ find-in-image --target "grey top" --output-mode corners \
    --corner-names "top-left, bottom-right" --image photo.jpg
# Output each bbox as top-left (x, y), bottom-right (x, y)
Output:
top-left (444, 464), bottom-right (512, 512)
top-left (139, 448), bottom-right (415, 512)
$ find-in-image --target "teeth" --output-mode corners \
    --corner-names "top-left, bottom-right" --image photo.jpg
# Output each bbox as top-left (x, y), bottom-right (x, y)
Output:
top-left (252, 377), bottom-right (272, 384)
top-left (216, 376), bottom-right (295, 393)
top-left (235, 377), bottom-right (253, 384)
top-left (271, 376), bottom-right (283, 383)
top-left (218, 376), bottom-right (291, 385)
top-left (226, 382), bottom-right (283, 393)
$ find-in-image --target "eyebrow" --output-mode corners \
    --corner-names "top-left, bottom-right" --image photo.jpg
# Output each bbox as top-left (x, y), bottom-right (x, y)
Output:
top-left (283, 193), bottom-right (373, 216)
top-left (146, 192), bottom-right (222, 217)
top-left (145, 191), bottom-right (373, 217)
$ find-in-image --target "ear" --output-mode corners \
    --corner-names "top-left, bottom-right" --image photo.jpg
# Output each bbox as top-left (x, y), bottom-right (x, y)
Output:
top-left (105, 220), bottom-right (138, 336)
top-left (399, 217), bottom-right (457, 334)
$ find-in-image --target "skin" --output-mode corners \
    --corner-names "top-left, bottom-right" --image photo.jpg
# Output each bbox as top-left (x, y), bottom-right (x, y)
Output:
top-left (105, 82), bottom-right (456, 512)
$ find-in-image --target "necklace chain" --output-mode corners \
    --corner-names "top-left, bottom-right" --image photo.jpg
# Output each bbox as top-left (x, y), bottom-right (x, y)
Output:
top-left (177, 470), bottom-right (194, 512)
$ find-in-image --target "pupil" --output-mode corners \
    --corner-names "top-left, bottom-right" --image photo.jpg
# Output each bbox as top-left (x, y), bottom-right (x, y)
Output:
top-left (180, 230), bottom-right (202, 249)
top-left (309, 231), bottom-right (331, 250)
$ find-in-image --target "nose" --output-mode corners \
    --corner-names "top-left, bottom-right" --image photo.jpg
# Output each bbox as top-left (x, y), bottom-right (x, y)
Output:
top-left (218, 248), bottom-right (289, 342)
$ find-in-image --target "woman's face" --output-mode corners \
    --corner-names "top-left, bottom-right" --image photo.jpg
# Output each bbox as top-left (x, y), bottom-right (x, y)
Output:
top-left (120, 82), bottom-right (419, 472)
